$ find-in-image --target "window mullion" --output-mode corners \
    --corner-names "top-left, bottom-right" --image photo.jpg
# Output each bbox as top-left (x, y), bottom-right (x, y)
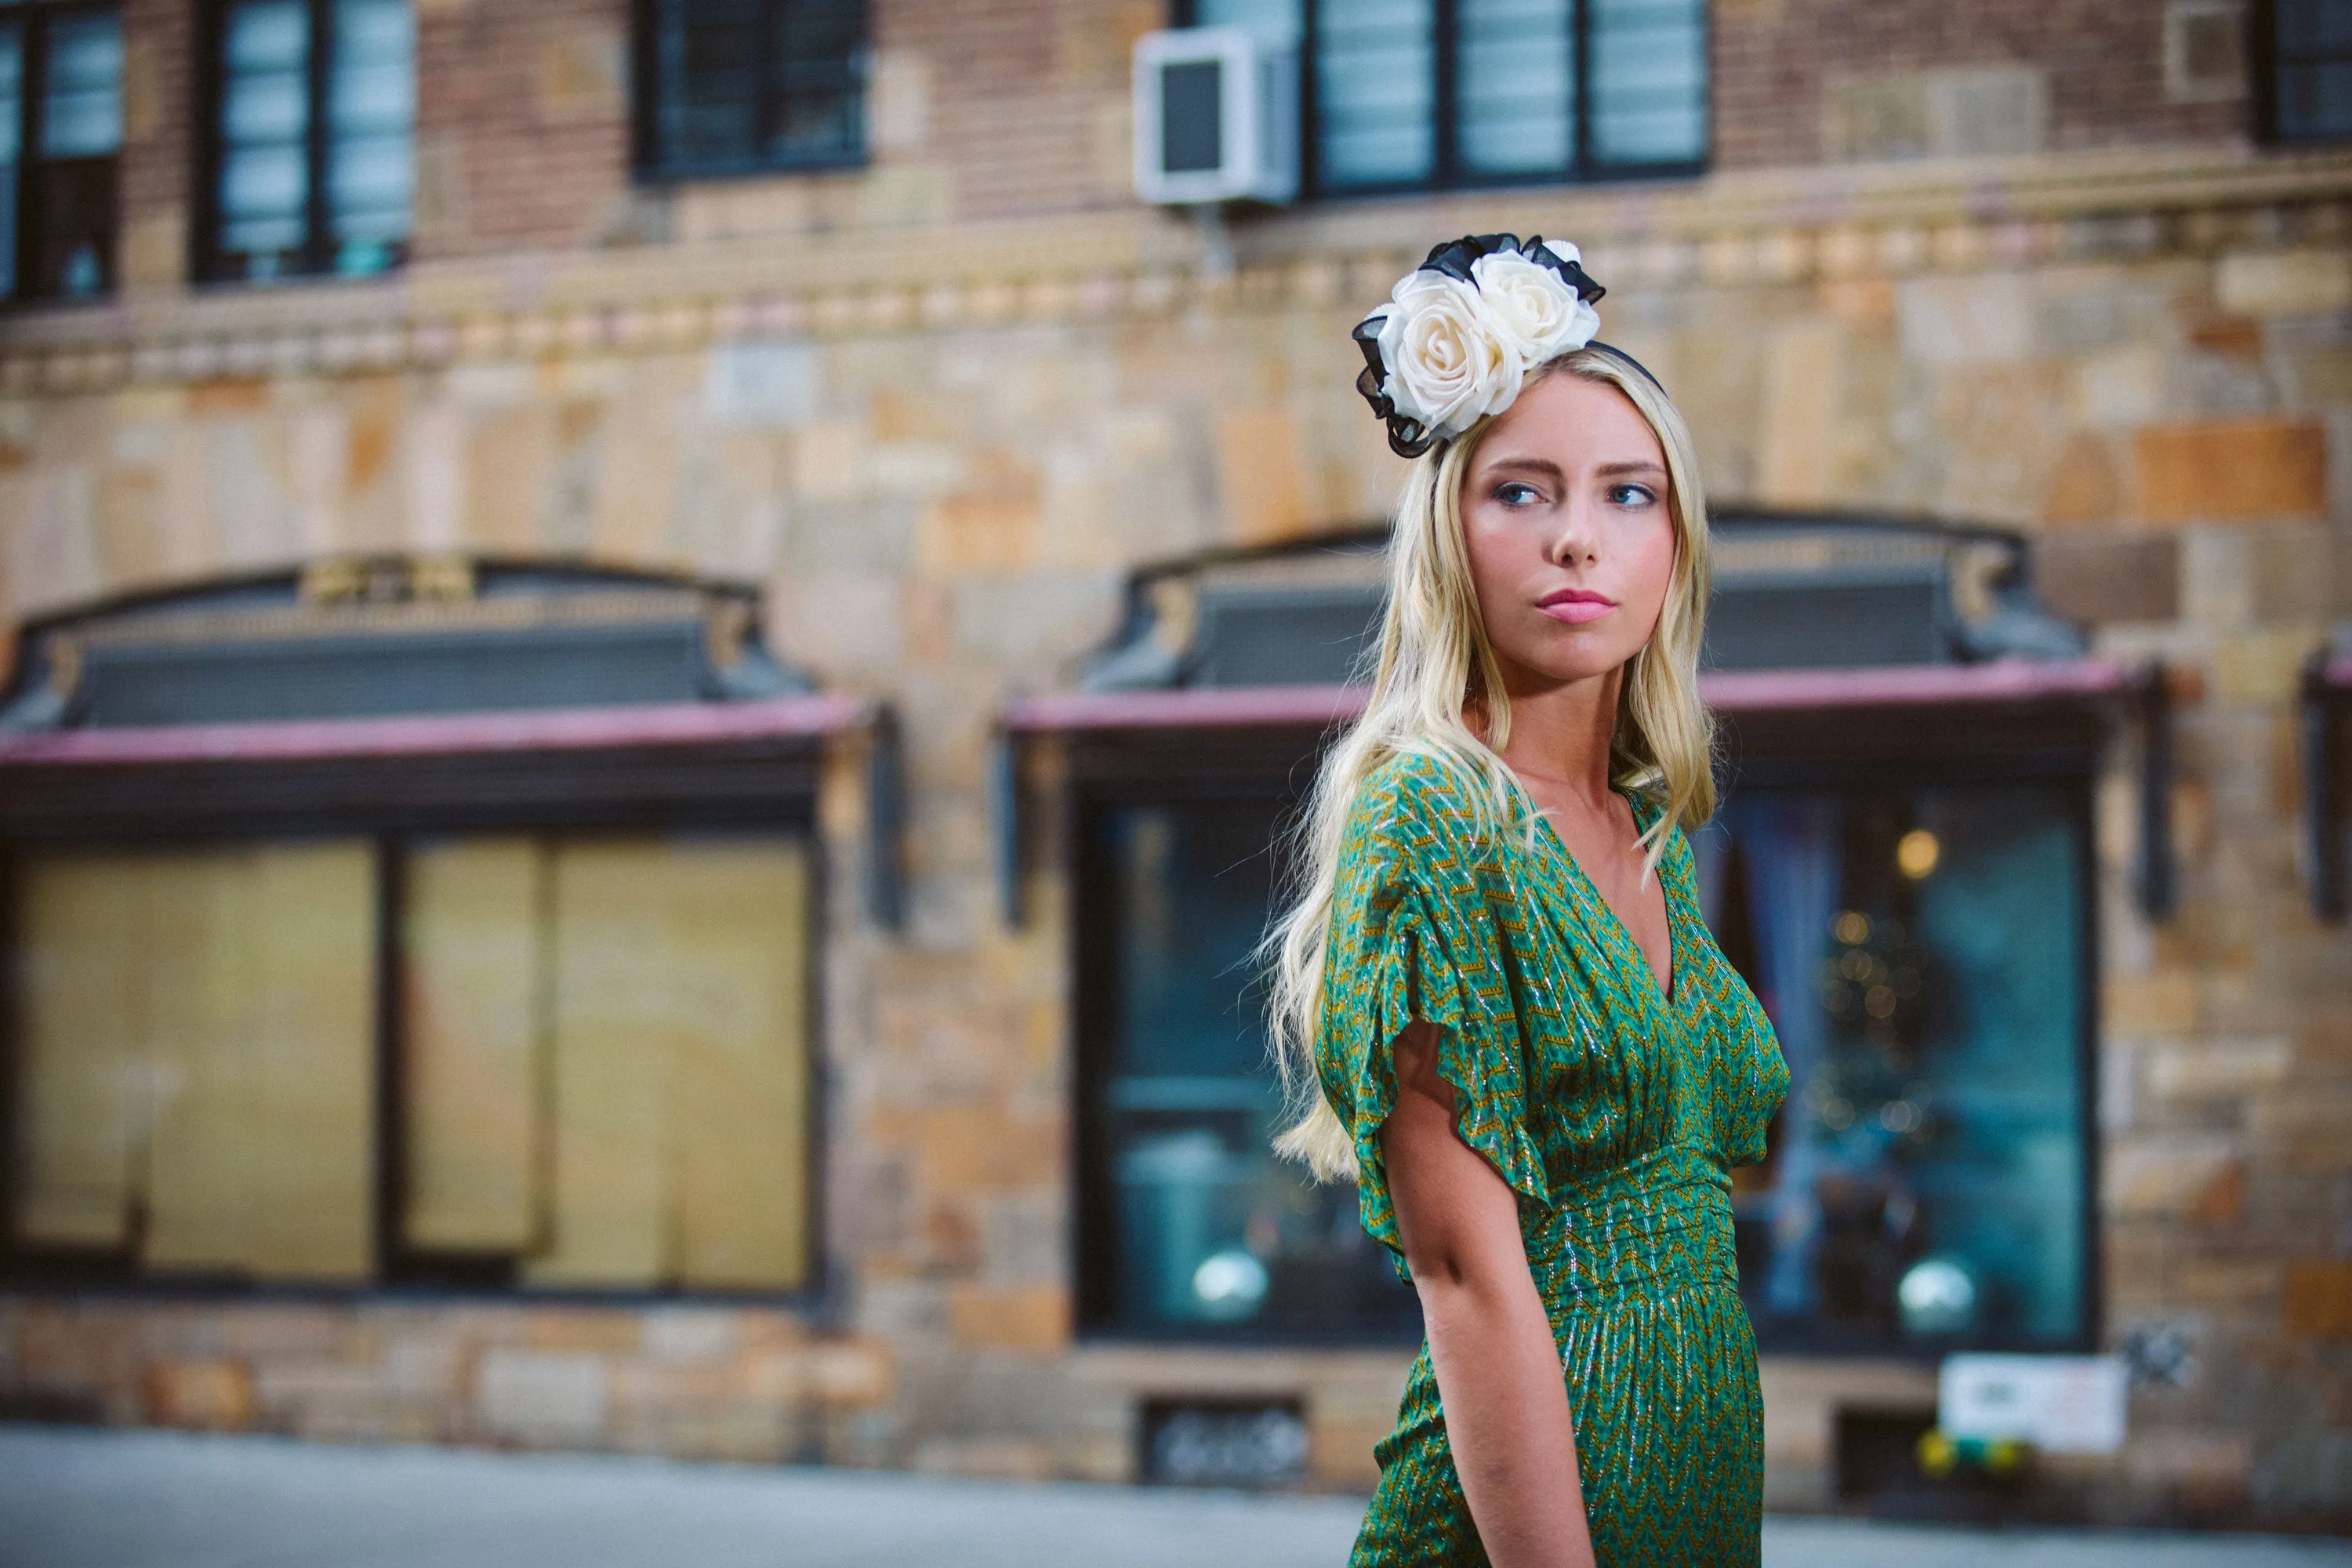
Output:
top-left (306, 0), bottom-right (332, 274)
top-left (756, 0), bottom-right (777, 174)
top-left (15, 13), bottom-right (42, 299)
top-left (1301, 0), bottom-right (1320, 196)
top-left (1570, 0), bottom-right (1592, 180)
top-left (1434, 0), bottom-right (1457, 188)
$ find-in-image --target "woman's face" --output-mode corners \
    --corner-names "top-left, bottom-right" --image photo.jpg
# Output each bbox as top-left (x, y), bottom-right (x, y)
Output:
top-left (1457, 369), bottom-right (1678, 695)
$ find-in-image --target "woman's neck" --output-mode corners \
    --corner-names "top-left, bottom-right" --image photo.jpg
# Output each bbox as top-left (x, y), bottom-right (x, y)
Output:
top-left (1488, 662), bottom-right (1621, 809)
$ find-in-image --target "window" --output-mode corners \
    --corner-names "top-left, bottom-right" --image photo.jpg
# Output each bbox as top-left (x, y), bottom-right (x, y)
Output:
top-left (2261, 0), bottom-right (2352, 142)
top-left (0, 561), bottom-right (840, 1296)
top-left (1040, 517), bottom-right (2116, 1353)
top-left (1700, 782), bottom-right (2095, 1354)
top-left (1185, 0), bottom-right (1707, 195)
top-left (0, 3), bottom-right (122, 302)
top-left (197, 0), bottom-right (416, 284)
top-left (1076, 789), bottom-right (1420, 1341)
top-left (9, 831), bottom-right (815, 1290)
top-left (633, 0), bottom-right (867, 181)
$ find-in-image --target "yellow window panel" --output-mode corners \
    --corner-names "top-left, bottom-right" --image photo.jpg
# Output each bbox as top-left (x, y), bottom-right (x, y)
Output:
top-left (141, 844), bottom-right (375, 1283)
top-left (528, 839), bottom-right (678, 1287)
top-left (401, 837), bottom-right (546, 1254)
top-left (142, 851), bottom-right (263, 1275)
top-left (13, 855), bottom-right (145, 1249)
top-left (670, 840), bottom-right (810, 1292)
top-left (243, 843), bottom-right (376, 1282)
top-left (528, 835), bottom-right (813, 1292)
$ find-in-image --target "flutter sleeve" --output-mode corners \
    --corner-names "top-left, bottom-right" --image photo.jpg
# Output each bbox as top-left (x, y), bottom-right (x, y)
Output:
top-left (1313, 759), bottom-right (1552, 1270)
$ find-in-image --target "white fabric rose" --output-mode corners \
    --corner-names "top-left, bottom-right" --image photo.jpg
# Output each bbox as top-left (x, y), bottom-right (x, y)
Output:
top-left (1470, 249), bottom-right (1600, 368)
top-left (1375, 270), bottom-right (1520, 438)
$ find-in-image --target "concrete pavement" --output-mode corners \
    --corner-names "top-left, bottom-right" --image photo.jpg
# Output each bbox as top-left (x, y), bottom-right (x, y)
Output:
top-left (2, 1425), bottom-right (2347, 1567)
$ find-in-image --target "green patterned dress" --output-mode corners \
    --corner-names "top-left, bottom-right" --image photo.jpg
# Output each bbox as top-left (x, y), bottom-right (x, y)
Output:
top-left (1318, 753), bottom-right (1789, 1567)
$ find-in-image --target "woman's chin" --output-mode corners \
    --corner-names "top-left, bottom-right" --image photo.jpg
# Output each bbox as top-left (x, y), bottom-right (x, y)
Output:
top-left (1495, 647), bottom-right (1636, 693)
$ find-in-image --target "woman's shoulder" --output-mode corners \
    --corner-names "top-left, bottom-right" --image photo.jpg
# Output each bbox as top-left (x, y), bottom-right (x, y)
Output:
top-left (1345, 750), bottom-right (1491, 863)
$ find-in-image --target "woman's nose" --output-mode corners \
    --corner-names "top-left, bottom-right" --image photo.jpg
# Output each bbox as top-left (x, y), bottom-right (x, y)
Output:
top-left (1546, 492), bottom-right (1596, 565)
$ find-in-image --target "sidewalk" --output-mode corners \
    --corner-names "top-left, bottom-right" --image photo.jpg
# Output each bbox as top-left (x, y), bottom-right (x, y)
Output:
top-left (2, 1425), bottom-right (2346, 1568)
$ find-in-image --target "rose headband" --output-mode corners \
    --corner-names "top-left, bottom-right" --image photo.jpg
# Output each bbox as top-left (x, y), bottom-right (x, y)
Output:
top-left (1354, 233), bottom-right (1649, 459)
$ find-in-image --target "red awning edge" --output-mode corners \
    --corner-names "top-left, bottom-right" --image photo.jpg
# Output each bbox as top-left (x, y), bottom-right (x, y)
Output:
top-left (0, 693), bottom-right (875, 767)
top-left (1004, 658), bottom-right (2131, 733)
top-left (1697, 656), bottom-right (2129, 712)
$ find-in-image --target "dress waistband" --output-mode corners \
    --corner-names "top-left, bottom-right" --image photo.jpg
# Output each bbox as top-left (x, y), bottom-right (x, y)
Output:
top-left (1523, 1144), bottom-right (1740, 1303)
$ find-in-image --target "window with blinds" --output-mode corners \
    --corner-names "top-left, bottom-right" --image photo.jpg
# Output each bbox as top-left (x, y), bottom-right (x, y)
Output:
top-left (10, 832), bottom-right (813, 1293)
top-left (405, 835), bottom-right (813, 1291)
top-left (1185, 0), bottom-right (1706, 194)
top-left (0, 3), bottom-right (122, 302)
top-left (198, 0), bottom-right (416, 283)
top-left (635, 0), bottom-right (867, 180)
top-left (2264, 0), bottom-right (2352, 143)
top-left (13, 844), bottom-right (378, 1279)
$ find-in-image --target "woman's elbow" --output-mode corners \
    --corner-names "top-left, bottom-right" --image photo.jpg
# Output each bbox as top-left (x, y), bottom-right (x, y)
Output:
top-left (1403, 1240), bottom-right (1468, 1291)
top-left (1403, 1232), bottom-right (1509, 1305)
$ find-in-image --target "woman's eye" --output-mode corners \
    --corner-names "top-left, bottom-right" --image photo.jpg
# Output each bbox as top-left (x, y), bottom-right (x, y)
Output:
top-left (1608, 483), bottom-right (1657, 508)
top-left (1494, 481), bottom-right (1543, 506)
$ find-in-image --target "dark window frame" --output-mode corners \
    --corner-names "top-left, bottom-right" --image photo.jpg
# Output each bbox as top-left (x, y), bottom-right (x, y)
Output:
top-left (0, 744), bottom-right (835, 1308)
top-left (1171, 0), bottom-right (1710, 200)
top-left (2, 0), bottom-right (124, 307)
top-left (190, 0), bottom-right (416, 287)
top-left (2254, 0), bottom-right (2352, 145)
top-left (1064, 721), bottom-right (1426, 1348)
top-left (630, 0), bottom-right (870, 185)
top-left (1706, 749), bottom-right (2103, 1360)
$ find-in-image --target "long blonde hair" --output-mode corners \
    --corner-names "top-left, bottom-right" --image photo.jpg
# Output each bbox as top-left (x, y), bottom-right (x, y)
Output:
top-left (1267, 347), bottom-right (1716, 1182)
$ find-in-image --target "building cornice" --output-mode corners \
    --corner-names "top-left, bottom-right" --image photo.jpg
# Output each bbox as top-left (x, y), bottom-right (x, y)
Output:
top-left (0, 142), bottom-right (2346, 393)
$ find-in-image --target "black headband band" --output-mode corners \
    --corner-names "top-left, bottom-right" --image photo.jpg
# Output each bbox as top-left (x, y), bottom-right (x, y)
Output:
top-left (1581, 340), bottom-right (1669, 397)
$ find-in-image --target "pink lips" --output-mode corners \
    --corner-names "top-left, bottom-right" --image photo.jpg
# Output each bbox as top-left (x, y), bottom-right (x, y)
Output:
top-left (1537, 588), bottom-right (1616, 625)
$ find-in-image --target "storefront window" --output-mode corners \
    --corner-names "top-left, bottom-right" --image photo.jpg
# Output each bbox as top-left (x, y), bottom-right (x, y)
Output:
top-left (0, 560), bottom-right (840, 1297)
top-left (9, 831), bottom-right (815, 1290)
top-left (1699, 781), bottom-right (2094, 1352)
top-left (1080, 794), bottom-right (1419, 1342)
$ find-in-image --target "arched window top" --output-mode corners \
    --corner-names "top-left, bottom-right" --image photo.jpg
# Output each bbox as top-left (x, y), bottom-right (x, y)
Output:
top-left (2, 555), bottom-right (811, 731)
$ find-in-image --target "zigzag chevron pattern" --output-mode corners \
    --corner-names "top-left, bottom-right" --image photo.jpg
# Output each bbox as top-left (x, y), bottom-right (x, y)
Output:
top-left (1318, 753), bottom-right (1791, 1566)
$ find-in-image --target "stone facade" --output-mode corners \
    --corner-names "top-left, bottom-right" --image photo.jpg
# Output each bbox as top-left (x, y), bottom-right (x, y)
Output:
top-left (0, 0), bottom-right (2347, 1531)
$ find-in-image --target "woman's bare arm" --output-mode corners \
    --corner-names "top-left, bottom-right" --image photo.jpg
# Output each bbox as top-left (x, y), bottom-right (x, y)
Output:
top-left (1382, 1021), bottom-right (1595, 1568)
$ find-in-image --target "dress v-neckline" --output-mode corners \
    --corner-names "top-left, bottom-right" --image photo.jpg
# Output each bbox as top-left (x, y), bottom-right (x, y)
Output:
top-left (1531, 793), bottom-right (1681, 1011)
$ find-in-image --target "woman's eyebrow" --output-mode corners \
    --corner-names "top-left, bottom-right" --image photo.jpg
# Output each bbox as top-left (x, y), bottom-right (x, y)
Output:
top-left (1480, 456), bottom-right (1566, 481)
top-left (1594, 459), bottom-right (1668, 478)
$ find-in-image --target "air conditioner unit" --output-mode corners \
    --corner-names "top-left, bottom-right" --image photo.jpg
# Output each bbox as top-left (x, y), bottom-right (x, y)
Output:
top-left (1132, 27), bottom-right (1298, 206)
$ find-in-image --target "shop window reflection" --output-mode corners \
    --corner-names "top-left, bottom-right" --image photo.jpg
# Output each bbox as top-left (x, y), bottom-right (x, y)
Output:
top-left (1085, 797), bottom-right (1420, 1343)
top-left (1697, 782), bottom-right (2093, 1352)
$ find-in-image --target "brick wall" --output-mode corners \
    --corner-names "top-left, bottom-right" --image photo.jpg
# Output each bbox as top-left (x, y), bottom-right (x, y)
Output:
top-left (412, 0), bottom-right (634, 260)
top-left (107, 1), bottom-right (2271, 275)
top-left (1714, 0), bottom-right (2252, 169)
top-left (118, 0), bottom-right (193, 295)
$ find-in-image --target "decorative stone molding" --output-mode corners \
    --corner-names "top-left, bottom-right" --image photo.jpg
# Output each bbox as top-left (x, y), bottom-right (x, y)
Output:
top-left (0, 144), bottom-right (2347, 395)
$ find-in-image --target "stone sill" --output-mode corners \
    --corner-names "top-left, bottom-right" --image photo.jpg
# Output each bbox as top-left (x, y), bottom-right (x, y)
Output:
top-left (1066, 1341), bottom-right (1414, 1403)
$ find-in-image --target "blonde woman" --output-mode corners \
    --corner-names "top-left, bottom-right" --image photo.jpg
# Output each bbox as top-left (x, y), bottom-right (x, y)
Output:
top-left (1270, 235), bottom-right (1788, 1566)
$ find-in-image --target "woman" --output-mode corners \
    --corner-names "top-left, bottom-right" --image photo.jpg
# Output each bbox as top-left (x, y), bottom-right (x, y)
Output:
top-left (1269, 235), bottom-right (1789, 1566)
